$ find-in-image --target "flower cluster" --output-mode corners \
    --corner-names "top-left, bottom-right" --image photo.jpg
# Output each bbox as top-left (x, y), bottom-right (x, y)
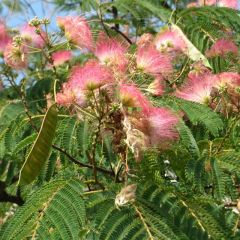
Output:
top-left (175, 64), bottom-right (240, 113)
top-left (0, 21), bottom-right (11, 54)
top-left (2, 8), bottom-right (239, 161)
top-left (188, 0), bottom-right (238, 8)
top-left (57, 16), bottom-right (93, 50)
top-left (198, 0), bottom-right (238, 9)
top-left (54, 14), bottom-right (240, 159)
top-left (54, 17), bottom-right (183, 160)
top-left (1, 17), bottom-right (73, 69)
top-left (206, 39), bottom-right (238, 58)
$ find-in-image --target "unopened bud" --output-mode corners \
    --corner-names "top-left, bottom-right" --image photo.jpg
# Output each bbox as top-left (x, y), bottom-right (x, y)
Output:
top-left (35, 28), bottom-right (41, 35)
top-left (29, 16), bottom-right (41, 27)
top-left (42, 18), bottom-right (50, 25)
top-left (13, 36), bottom-right (22, 46)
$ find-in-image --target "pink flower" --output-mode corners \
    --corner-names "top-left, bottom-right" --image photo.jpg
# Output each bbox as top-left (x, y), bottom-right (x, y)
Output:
top-left (94, 33), bottom-right (128, 71)
top-left (215, 72), bottom-right (240, 90)
top-left (136, 33), bottom-right (154, 48)
top-left (4, 42), bottom-right (28, 69)
top-left (198, 0), bottom-right (219, 5)
top-left (175, 72), bottom-right (217, 104)
top-left (146, 107), bottom-right (179, 146)
top-left (20, 24), bottom-right (46, 48)
top-left (57, 60), bottom-right (113, 107)
top-left (119, 84), bottom-right (151, 113)
top-left (187, 2), bottom-right (199, 7)
top-left (206, 39), bottom-right (238, 58)
top-left (52, 50), bottom-right (72, 66)
top-left (136, 44), bottom-right (172, 77)
top-left (69, 60), bottom-right (113, 91)
top-left (0, 21), bottom-right (11, 54)
top-left (123, 106), bottom-right (179, 160)
top-left (56, 83), bottom-right (77, 106)
top-left (56, 81), bottom-right (86, 107)
top-left (154, 28), bottom-right (187, 53)
top-left (57, 16), bottom-right (93, 50)
top-left (146, 77), bottom-right (165, 96)
top-left (218, 0), bottom-right (238, 8)
top-left (188, 62), bottom-right (212, 79)
top-left (198, 0), bottom-right (238, 8)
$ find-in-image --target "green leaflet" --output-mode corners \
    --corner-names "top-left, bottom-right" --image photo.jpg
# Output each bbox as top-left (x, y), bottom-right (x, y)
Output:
top-left (0, 179), bottom-right (86, 240)
top-left (18, 104), bottom-right (58, 185)
top-left (136, 0), bottom-right (171, 22)
top-left (176, 6), bottom-right (240, 73)
top-left (175, 98), bottom-right (223, 137)
top-left (0, 102), bottom-right (24, 127)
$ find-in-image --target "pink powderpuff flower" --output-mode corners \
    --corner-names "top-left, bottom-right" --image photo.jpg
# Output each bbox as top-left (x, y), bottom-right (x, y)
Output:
top-left (57, 16), bottom-right (93, 50)
top-left (136, 33), bottom-right (154, 48)
top-left (136, 44), bottom-right (172, 77)
top-left (57, 60), bottom-right (113, 107)
top-left (56, 83), bottom-right (86, 106)
top-left (56, 83), bottom-right (76, 106)
top-left (0, 20), bottom-right (11, 54)
top-left (94, 33), bottom-right (128, 72)
top-left (206, 39), bottom-right (238, 58)
top-left (198, 0), bottom-right (238, 8)
top-left (154, 28), bottom-right (187, 53)
top-left (4, 42), bottom-right (28, 69)
top-left (215, 72), bottom-right (240, 90)
top-left (119, 84), bottom-right (151, 113)
top-left (146, 77), bottom-right (165, 96)
top-left (69, 60), bottom-right (113, 91)
top-left (188, 61), bottom-right (212, 79)
top-left (175, 72), bottom-right (217, 104)
top-left (198, 0), bottom-right (218, 5)
top-left (124, 106), bottom-right (179, 160)
top-left (52, 50), bottom-right (72, 66)
top-left (146, 107), bottom-right (179, 147)
top-left (20, 24), bottom-right (46, 48)
top-left (187, 2), bottom-right (199, 7)
top-left (218, 0), bottom-right (238, 8)
top-left (123, 106), bottom-right (179, 161)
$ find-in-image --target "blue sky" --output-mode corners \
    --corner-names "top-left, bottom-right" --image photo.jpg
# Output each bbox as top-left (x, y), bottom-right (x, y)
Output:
top-left (1, 0), bottom-right (77, 30)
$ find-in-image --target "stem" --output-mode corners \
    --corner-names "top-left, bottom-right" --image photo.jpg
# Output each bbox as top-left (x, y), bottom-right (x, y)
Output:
top-left (90, 116), bottom-right (103, 183)
top-left (133, 205), bottom-right (154, 240)
top-left (213, 118), bottom-right (237, 155)
top-left (0, 181), bottom-right (24, 206)
top-left (52, 144), bottom-right (114, 177)
top-left (7, 74), bottom-right (39, 133)
top-left (110, 26), bottom-right (132, 45)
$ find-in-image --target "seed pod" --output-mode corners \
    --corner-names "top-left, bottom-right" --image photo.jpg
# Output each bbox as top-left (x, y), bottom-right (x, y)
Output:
top-left (115, 184), bottom-right (137, 208)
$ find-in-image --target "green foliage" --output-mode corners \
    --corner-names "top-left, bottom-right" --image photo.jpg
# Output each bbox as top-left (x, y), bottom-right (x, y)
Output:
top-left (0, 178), bottom-right (86, 240)
top-left (176, 7), bottom-right (240, 72)
top-left (152, 96), bottom-right (223, 137)
top-left (175, 98), bottom-right (223, 137)
top-left (1, 1), bottom-right (240, 240)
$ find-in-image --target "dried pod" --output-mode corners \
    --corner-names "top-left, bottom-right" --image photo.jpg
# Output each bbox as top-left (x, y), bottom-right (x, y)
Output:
top-left (115, 184), bottom-right (137, 208)
top-left (237, 199), bottom-right (240, 212)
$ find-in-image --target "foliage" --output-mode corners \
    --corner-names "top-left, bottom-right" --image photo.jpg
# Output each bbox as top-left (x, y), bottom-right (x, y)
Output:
top-left (0, 1), bottom-right (240, 239)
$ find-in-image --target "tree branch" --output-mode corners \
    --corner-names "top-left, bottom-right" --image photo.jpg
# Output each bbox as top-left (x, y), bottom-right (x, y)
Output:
top-left (52, 144), bottom-right (115, 177)
top-left (0, 181), bottom-right (24, 206)
top-left (111, 26), bottom-right (132, 44)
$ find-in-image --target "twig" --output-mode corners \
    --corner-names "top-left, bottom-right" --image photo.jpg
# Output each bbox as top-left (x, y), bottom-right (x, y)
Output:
top-left (110, 26), bottom-right (132, 45)
top-left (133, 204), bottom-right (154, 240)
top-left (52, 144), bottom-right (114, 177)
top-left (0, 181), bottom-right (24, 206)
